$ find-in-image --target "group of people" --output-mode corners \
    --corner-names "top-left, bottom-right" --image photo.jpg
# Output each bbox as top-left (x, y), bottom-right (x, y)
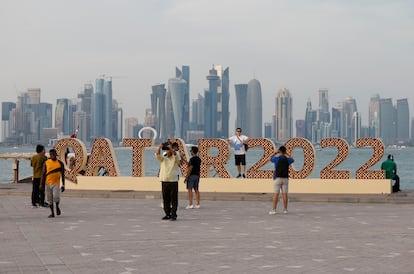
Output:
top-left (31, 145), bottom-right (66, 218)
top-left (31, 128), bottom-right (401, 221)
top-left (157, 127), bottom-right (402, 221)
top-left (156, 128), bottom-right (295, 221)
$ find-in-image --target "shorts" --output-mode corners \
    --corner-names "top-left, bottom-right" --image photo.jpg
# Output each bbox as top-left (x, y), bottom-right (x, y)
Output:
top-left (186, 175), bottom-right (200, 191)
top-left (234, 154), bottom-right (246, 166)
top-left (273, 177), bottom-right (289, 194)
top-left (46, 184), bottom-right (61, 204)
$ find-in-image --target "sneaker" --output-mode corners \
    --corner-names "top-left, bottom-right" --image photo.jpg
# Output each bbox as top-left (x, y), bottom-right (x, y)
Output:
top-left (268, 209), bottom-right (277, 215)
top-left (195, 204), bottom-right (200, 209)
top-left (242, 174), bottom-right (246, 178)
top-left (186, 205), bottom-right (194, 209)
top-left (56, 207), bottom-right (61, 216)
top-left (162, 215), bottom-right (171, 220)
top-left (236, 174), bottom-right (242, 178)
top-left (283, 209), bottom-right (288, 214)
top-left (170, 216), bottom-right (177, 221)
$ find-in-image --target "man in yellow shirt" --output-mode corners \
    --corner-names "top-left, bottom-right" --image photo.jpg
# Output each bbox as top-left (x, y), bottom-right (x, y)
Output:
top-left (156, 142), bottom-right (180, 221)
top-left (40, 149), bottom-right (65, 218)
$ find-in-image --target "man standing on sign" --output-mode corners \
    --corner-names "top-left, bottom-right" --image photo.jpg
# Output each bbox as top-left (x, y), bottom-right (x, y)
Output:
top-left (269, 146), bottom-right (294, 215)
top-left (227, 128), bottom-right (249, 178)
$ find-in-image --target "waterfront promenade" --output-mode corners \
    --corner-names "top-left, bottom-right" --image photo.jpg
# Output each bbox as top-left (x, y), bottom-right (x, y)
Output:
top-left (1, 183), bottom-right (413, 273)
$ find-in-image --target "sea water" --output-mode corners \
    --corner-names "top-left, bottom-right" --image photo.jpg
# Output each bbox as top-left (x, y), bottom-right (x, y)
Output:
top-left (1, 146), bottom-right (412, 190)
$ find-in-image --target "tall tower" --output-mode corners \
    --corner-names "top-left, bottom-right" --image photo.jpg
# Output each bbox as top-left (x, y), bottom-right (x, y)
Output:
top-left (204, 67), bottom-right (220, 138)
top-left (104, 77), bottom-right (113, 140)
top-left (168, 78), bottom-right (187, 138)
top-left (342, 97), bottom-right (357, 144)
top-left (92, 77), bottom-right (105, 138)
top-left (77, 83), bottom-right (93, 142)
top-left (151, 84), bottom-right (167, 140)
top-left (379, 98), bottom-right (394, 145)
top-left (246, 79), bottom-right (262, 137)
top-left (396, 98), bottom-right (409, 144)
top-left (368, 94), bottom-right (381, 137)
top-left (318, 88), bottom-right (330, 123)
top-left (175, 65), bottom-right (190, 138)
top-left (275, 87), bottom-right (293, 142)
top-left (304, 98), bottom-right (317, 141)
top-left (234, 84), bottom-right (248, 131)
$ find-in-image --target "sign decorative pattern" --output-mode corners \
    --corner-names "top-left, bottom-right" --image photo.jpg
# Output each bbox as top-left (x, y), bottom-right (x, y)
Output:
top-left (84, 138), bottom-right (120, 176)
top-left (55, 138), bottom-right (87, 184)
top-left (284, 137), bottom-right (316, 179)
top-left (246, 138), bottom-right (276, 179)
top-left (54, 137), bottom-right (386, 181)
top-left (198, 139), bottom-right (231, 178)
top-left (123, 138), bottom-right (153, 177)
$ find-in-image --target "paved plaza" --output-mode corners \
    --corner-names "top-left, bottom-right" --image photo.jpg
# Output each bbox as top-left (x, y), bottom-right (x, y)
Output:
top-left (1, 190), bottom-right (413, 274)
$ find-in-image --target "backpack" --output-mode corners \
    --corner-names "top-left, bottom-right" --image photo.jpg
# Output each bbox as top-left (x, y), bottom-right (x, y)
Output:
top-left (275, 155), bottom-right (289, 178)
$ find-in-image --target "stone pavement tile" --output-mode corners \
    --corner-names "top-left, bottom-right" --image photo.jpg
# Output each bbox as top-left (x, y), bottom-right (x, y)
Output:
top-left (1, 196), bottom-right (414, 273)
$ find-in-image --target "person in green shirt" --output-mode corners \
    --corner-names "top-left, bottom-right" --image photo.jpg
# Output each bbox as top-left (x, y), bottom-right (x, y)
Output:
top-left (381, 154), bottom-right (400, 192)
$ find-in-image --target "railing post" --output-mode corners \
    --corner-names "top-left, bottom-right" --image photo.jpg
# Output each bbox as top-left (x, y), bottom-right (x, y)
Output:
top-left (13, 159), bottom-right (19, 183)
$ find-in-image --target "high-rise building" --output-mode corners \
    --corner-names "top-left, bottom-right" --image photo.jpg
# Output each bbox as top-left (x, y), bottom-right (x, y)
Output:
top-left (104, 77), bottom-right (113, 140)
top-left (275, 87), bottom-right (293, 142)
top-left (151, 84), bottom-right (167, 140)
top-left (341, 97), bottom-right (357, 144)
top-left (368, 94), bottom-right (381, 138)
top-left (27, 88), bottom-right (41, 104)
top-left (168, 77), bottom-right (187, 138)
top-left (1, 102), bottom-right (16, 142)
top-left (246, 79), bottom-right (262, 137)
top-left (396, 98), bottom-right (409, 144)
top-left (331, 102), bottom-right (342, 138)
top-left (55, 98), bottom-right (72, 136)
top-left (190, 94), bottom-right (204, 131)
top-left (176, 65), bottom-right (190, 136)
top-left (352, 111), bottom-right (361, 145)
top-left (125, 117), bottom-right (138, 138)
top-left (318, 88), bottom-right (330, 123)
top-left (77, 83), bottom-right (93, 142)
top-left (92, 77), bottom-right (105, 138)
top-left (304, 98), bottom-right (317, 142)
top-left (379, 98), bottom-right (394, 145)
top-left (204, 65), bottom-right (229, 138)
top-left (295, 120), bottom-right (305, 138)
top-left (234, 84), bottom-right (248, 131)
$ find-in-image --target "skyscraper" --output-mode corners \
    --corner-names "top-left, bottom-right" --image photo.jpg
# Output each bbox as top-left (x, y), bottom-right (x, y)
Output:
top-left (379, 98), bottom-right (394, 145)
top-left (204, 65), bottom-right (229, 138)
top-left (341, 97), bottom-right (357, 144)
top-left (318, 88), bottom-right (330, 123)
top-left (304, 98), bottom-right (317, 142)
top-left (396, 98), bottom-right (409, 144)
top-left (77, 83), bottom-right (93, 142)
top-left (92, 77), bottom-right (105, 138)
top-left (246, 79), bottom-right (262, 137)
top-left (234, 84), bottom-right (248, 131)
top-left (204, 67), bottom-right (220, 138)
top-left (275, 87), bottom-right (293, 142)
top-left (150, 84), bottom-right (167, 140)
top-left (104, 77), bottom-right (113, 140)
top-left (368, 94), bottom-right (381, 137)
top-left (175, 65), bottom-right (190, 138)
top-left (168, 77), bottom-right (187, 138)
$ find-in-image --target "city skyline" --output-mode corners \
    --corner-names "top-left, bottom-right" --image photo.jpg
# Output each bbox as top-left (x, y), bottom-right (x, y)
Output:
top-left (1, 1), bottom-right (413, 129)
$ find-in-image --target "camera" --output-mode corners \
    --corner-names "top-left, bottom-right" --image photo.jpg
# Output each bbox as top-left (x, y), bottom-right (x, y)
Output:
top-left (161, 142), bottom-right (170, 150)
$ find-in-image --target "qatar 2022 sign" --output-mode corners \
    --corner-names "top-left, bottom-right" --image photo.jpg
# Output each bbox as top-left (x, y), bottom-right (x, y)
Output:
top-left (53, 137), bottom-right (386, 184)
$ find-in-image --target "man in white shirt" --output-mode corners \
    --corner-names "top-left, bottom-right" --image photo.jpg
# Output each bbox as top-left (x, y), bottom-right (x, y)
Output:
top-left (227, 128), bottom-right (249, 178)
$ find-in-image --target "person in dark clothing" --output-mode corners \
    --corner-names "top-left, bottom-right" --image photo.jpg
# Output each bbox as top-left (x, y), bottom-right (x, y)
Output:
top-left (269, 146), bottom-right (294, 215)
top-left (381, 154), bottom-right (400, 192)
top-left (184, 146), bottom-right (202, 209)
top-left (31, 144), bottom-right (47, 208)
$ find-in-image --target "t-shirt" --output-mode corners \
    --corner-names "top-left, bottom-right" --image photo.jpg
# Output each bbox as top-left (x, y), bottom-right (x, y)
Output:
top-left (44, 159), bottom-right (64, 185)
top-left (31, 153), bottom-right (47, 179)
top-left (156, 153), bottom-right (179, 182)
top-left (189, 156), bottom-right (201, 176)
top-left (271, 155), bottom-right (294, 179)
top-left (228, 135), bottom-right (248, 155)
top-left (381, 159), bottom-right (396, 180)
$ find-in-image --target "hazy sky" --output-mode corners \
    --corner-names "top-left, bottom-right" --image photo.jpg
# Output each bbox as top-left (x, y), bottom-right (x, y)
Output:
top-left (1, 0), bottom-right (413, 132)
